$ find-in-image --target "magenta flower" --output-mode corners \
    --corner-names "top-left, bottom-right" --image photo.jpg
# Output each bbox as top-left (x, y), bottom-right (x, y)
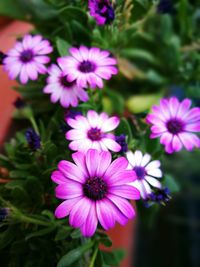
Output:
top-left (65, 110), bottom-right (121, 152)
top-left (89, 0), bottom-right (115, 25)
top-left (146, 97), bottom-right (200, 153)
top-left (57, 46), bottom-right (118, 89)
top-left (126, 150), bottom-right (162, 199)
top-left (3, 34), bottom-right (53, 84)
top-left (52, 149), bottom-right (140, 237)
top-left (43, 64), bottom-right (89, 108)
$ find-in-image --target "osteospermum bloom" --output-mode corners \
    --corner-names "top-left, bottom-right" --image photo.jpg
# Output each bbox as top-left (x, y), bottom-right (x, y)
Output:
top-left (146, 97), bottom-right (200, 153)
top-left (43, 64), bottom-right (89, 108)
top-left (89, 0), bottom-right (115, 25)
top-left (65, 110), bottom-right (121, 152)
top-left (57, 46), bottom-right (118, 89)
top-left (126, 150), bottom-right (162, 199)
top-left (52, 149), bottom-right (140, 237)
top-left (3, 35), bottom-right (53, 84)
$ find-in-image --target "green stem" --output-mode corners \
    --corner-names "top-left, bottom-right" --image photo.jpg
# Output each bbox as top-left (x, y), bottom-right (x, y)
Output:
top-left (89, 246), bottom-right (99, 267)
top-left (29, 116), bottom-right (40, 134)
top-left (19, 215), bottom-right (50, 227)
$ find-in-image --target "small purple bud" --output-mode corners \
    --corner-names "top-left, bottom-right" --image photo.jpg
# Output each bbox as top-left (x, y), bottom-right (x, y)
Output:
top-left (25, 128), bottom-right (41, 151)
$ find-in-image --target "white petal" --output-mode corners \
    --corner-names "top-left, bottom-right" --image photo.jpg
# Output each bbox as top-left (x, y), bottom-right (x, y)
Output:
top-left (134, 150), bottom-right (143, 166)
top-left (126, 151), bottom-right (136, 167)
top-left (147, 168), bottom-right (162, 178)
top-left (145, 160), bottom-right (161, 171)
top-left (140, 153), bottom-right (151, 167)
top-left (145, 176), bottom-right (161, 188)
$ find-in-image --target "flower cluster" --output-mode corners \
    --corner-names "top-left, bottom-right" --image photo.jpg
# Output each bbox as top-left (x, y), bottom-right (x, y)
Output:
top-left (89, 0), bottom-right (115, 25)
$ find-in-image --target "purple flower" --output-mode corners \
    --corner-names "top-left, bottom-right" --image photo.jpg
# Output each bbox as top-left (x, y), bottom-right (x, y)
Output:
top-left (25, 128), bottom-right (41, 151)
top-left (145, 187), bottom-right (171, 206)
top-left (89, 0), bottom-right (115, 25)
top-left (157, 0), bottom-right (175, 14)
top-left (0, 208), bottom-right (9, 222)
top-left (13, 97), bottom-right (25, 109)
top-left (115, 134), bottom-right (128, 153)
top-left (126, 150), bottom-right (162, 199)
top-left (65, 110), bottom-right (121, 153)
top-left (51, 149), bottom-right (140, 237)
top-left (43, 64), bottom-right (89, 108)
top-left (57, 46), bottom-right (118, 89)
top-left (3, 35), bottom-right (53, 84)
top-left (146, 97), bottom-right (200, 153)
top-left (0, 51), bottom-right (6, 64)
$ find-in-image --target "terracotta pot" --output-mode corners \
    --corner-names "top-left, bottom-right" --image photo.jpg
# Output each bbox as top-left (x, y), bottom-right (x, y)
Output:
top-left (0, 20), bottom-right (136, 267)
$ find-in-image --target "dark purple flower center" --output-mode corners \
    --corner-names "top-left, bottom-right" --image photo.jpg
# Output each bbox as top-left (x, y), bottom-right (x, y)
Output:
top-left (87, 128), bottom-right (102, 141)
top-left (60, 76), bottom-right (75, 89)
top-left (78, 60), bottom-right (96, 73)
top-left (20, 49), bottom-right (34, 63)
top-left (83, 177), bottom-right (107, 200)
top-left (134, 166), bottom-right (146, 180)
top-left (166, 119), bottom-right (184, 134)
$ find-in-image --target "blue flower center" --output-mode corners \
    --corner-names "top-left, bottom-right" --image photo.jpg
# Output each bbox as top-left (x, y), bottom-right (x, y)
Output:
top-left (87, 128), bottom-right (102, 141)
top-left (166, 119), bottom-right (184, 134)
top-left (78, 60), bottom-right (96, 73)
top-left (134, 166), bottom-right (146, 180)
top-left (98, 2), bottom-right (115, 24)
top-left (83, 177), bottom-right (107, 200)
top-left (60, 75), bottom-right (75, 89)
top-left (20, 49), bottom-right (34, 63)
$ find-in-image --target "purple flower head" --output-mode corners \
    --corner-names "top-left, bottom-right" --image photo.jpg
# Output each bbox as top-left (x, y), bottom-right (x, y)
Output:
top-left (157, 0), bottom-right (175, 14)
top-left (0, 51), bottom-right (6, 65)
top-left (89, 0), bottom-right (115, 25)
top-left (126, 150), bottom-right (162, 199)
top-left (146, 187), bottom-right (171, 206)
top-left (146, 97), bottom-right (200, 153)
top-left (25, 128), bottom-right (41, 151)
top-left (13, 97), bottom-right (26, 109)
top-left (43, 64), bottom-right (89, 108)
top-left (65, 109), bottom-right (83, 120)
top-left (0, 208), bottom-right (10, 222)
top-left (51, 149), bottom-right (140, 237)
top-left (115, 134), bottom-right (128, 153)
top-left (65, 110), bottom-right (121, 153)
top-left (57, 46), bottom-right (118, 89)
top-left (3, 35), bottom-right (53, 84)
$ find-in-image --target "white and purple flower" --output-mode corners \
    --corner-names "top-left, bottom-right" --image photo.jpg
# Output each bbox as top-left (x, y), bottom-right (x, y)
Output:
top-left (89, 0), bottom-right (115, 25)
top-left (52, 149), bottom-right (140, 237)
top-left (146, 97), bottom-right (200, 153)
top-left (43, 64), bottom-right (89, 108)
top-left (57, 46), bottom-right (118, 89)
top-left (3, 34), bottom-right (53, 84)
top-left (126, 150), bottom-right (162, 199)
top-left (65, 110), bottom-right (121, 153)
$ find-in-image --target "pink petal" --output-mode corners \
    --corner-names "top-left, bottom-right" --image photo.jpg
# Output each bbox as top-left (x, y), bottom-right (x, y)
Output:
top-left (107, 170), bottom-right (137, 186)
top-left (72, 151), bottom-right (89, 177)
top-left (177, 98), bottom-right (192, 118)
top-left (79, 46), bottom-right (89, 61)
top-left (105, 157), bottom-right (128, 178)
top-left (107, 194), bottom-right (135, 219)
top-left (183, 107), bottom-right (200, 122)
top-left (58, 160), bottom-right (86, 183)
top-left (85, 149), bottom-right (99, 177)
top-left (81, 202), bottom-right (98, 237)
top-left (87, 110), bottom-right (99, 128)
top-left (160, 132), bottom-right (173, 146)
top-left (101, 116), bottom-right (120, 132)
top-left (96, 199), bottom-right (115, 230)
top-left (26, 63), bottom-right (38, 80)
top-left (66, 129), bottom-right (86, 140)
top-left (69, 197), bottom-right (91, 228)
top-left (69, 47), bottom-right (83, 61)
top-left (55, 182), bottom-right (83, 199)
top-left (159, 99), bottom-right (171, 120)
top-left (178, 132), bottom-right (200, 151)
top-left (171, 135), bottom-right (183, 152)
top-left (19, 65), bottom-right (29, 84)
top-left (96, 151), bottom-right (112, 177)
top-left (109, 185), bottom-right (140, 200)
top-left (55, 197), bottom-right (81, 219)
top-left (169, 97), bottom-right (179, 116)
top-left (51, 170), bottom-right (66, 184)
top-left (185, 122), bottom-right (200, 132)
top-left (101, 138), bottom-right (121, 152)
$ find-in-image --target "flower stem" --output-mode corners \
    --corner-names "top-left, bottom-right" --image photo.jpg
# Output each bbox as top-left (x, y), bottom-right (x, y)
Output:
top-left (89, 246), bottom-right (99, 267)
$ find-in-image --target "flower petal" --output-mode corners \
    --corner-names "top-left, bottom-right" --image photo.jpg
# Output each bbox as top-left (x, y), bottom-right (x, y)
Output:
top-left (109, 185), bottom-right (140, 200)
top-left (58, 160), bottom-right (86, 183)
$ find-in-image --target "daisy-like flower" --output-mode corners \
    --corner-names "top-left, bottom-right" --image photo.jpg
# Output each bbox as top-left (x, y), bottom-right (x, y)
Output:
top-left (57, 46), bottom-right (118, 89)
top-left (52, 149), bottom-right (140, 237)
top-left (65, 110), bottom-right (121, 152)
top-left (43, 64), bottom-right (89, 108)
top-left (89, 0), bottom-right (115, 26)
top-left (126, 150), bottom-right (162, 199)
top-left (3, 34), bottom-right (53, 84)
top-left (146, 97), bottom-right (200, 153)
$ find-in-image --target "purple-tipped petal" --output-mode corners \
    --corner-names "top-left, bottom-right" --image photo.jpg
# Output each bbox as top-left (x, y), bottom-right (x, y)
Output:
top-left (58, 160), bottom-right (86, 183)
top-left (55, 182), bottom-right (83, 199)
top-left (109, 185), bottom-right (140, 200)
top-left (96, 199), bottom-right (115, 230)
top-left (55, 197), bottom-right (81, 219)
top-left (80, 202), bottom-right (98, 237)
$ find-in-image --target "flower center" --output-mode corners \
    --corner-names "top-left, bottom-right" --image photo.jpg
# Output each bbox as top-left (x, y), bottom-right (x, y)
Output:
top-left (87, 128), bottom-right (102, 141)
top-left (83, 177), bottom-right (107, 200)
top-left (134, 166), bottom-right (146, 180)
top-left (60, 76), bottom-right (75, 89)
top-left (20, 49), bottom-right (34, 63)
top-left (166, 119), bottom-right (184, 134)
top-left (78, 60), bottom-right (96, 73)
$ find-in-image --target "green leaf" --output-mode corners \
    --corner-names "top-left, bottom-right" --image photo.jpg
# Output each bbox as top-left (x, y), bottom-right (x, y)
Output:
top-left (0, 0), bottom-right (27, 20)
top-left (163, 175), bottom-right (180, 193)
top-left (56, 37), bottom-right (71, 56)
top-left (106, 90), bottom-right (125, 115)
top-left (99, 237), bottom-right (112, 247)
top-left (70, 229), bottom-right (82, 239)
top-left (25, 226), bottom-right (56, 241)
top-left (57, 241), bottom-right (94, 267)
top-left (59, 6), bottom-right (88, 25)
top-left (102, 249), bottom-right (125, 267)
top-left (115, 118), bottom-right (133, 143)
top-left (55, 227), bottom-right (71, 241)
top-left (121, 48), bottom-right (159, 65)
